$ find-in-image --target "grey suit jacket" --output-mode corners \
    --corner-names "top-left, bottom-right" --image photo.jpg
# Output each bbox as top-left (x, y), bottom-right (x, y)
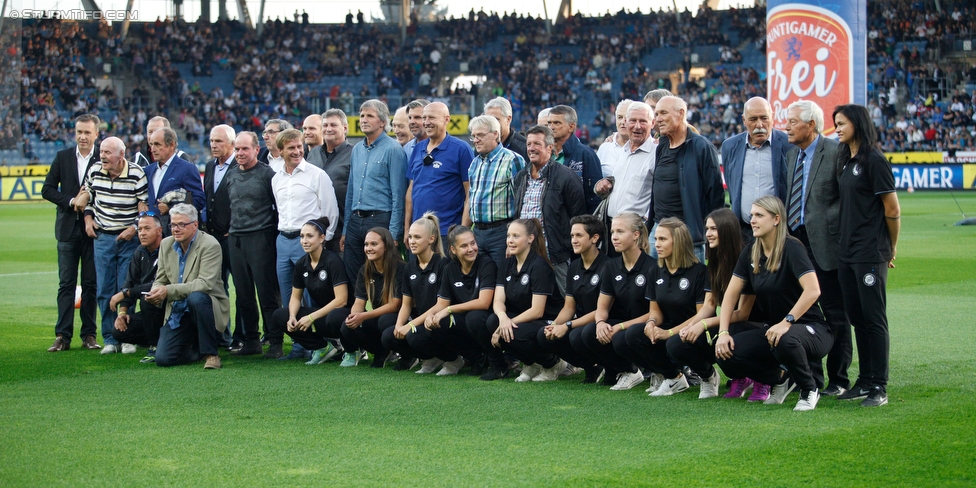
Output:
top-left (154, 230), bottom-right (230, 332)
top-left (785, 136), bottom-right (843, 270)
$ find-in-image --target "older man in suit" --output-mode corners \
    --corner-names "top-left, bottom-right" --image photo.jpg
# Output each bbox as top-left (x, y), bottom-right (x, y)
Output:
top-left (204, 124), bottom-right (237, 346)
top-left (784, 99), bottom-right (850, 397)
top-left (40, 114), bottom-right (101, 351)
top-left (145, 127), bottom-right (206, 231)
top-left (145, 204), bottom-right (230, 369)
top-left (720, 97), bottom-right (793, 243)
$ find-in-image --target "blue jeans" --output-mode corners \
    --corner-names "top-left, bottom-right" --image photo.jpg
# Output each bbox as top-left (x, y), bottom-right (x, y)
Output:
top-left (473, 224), bottom-right (508, 269)
top-left (343, 211), bottom-right (392, 286)
top-left (276, 233), bottom-right (306, 305)
top-left (94, 232), bottom-right (140, 345)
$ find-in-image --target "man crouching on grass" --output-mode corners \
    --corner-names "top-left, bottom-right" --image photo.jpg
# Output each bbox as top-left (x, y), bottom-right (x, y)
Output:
top-left (145, 204), bottom-right (230, 369)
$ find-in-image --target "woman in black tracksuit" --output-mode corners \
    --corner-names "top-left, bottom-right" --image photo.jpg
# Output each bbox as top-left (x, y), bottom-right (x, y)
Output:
top-left (469, 218), bottom-right (565, 382)
top-left (715, 196), bottom-right (832, 412)
top-left (416, 225), bottom-right (497, 376)
top-left (540, 214), bottom-right (608, 384)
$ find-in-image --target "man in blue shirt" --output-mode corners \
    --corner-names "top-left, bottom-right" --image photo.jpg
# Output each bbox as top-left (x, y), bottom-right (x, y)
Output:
top-left (342, 99), bottom-right (408, 284)
top-left (406, 101), bottom-right (474, 241)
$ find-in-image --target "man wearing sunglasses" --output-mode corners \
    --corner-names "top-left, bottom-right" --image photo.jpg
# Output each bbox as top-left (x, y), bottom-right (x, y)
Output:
top-left (405, 102), bottom-right (474, 242)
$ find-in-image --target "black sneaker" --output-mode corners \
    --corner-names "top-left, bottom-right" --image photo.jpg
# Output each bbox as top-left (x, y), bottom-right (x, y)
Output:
top-left (838, 384), bottom-right (872, 401)
top-left (228, 341), bottom-right (244, 353)
top-left (683, 366), bottom-right (702, 386)
top-left (263, 343), bottom-right (283, 359)
top-left (234, 340), bottom-right (263, 356)
top-left (582, 366), bottom-right (605, 384)
top-left (822, 384), bottom-right (848, 397)
top-left (860, 387), bottom-right (888, 407)
top-left (480, 366), bottom-right (510, 381)
top-left (393, 356), bottom-right (419, 371)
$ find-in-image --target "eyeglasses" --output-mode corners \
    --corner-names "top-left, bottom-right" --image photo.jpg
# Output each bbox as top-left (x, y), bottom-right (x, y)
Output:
top-left (469, 132), bottom-right (492, 142)
top-left (262, 129), bottom-right (281, 136)
top-left (170, 221), bottom-right (196, 230)
top-left (423, 153), bottom-right (434, 166)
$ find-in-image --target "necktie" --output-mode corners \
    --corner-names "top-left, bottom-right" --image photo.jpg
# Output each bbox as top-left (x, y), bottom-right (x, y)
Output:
top-left (787, 150), bottom-right (806, 231)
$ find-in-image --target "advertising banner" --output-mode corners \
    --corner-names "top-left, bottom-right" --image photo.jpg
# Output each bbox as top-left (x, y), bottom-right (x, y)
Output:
top-left (766, 0), bottom-right (866, 135)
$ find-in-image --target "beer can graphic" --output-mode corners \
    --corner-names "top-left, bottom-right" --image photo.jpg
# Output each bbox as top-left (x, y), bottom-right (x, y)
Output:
top-left (766, 1), bottom-right (866, 136)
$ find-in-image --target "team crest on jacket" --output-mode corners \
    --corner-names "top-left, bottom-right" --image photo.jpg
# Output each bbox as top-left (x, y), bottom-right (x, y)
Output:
top-left (635, 275), bottom-right (646, 287)
top-left (863, 273), bottom-right (876, 286)
top-left (428, 273), bottom-right (437, 284)
top-left (590, 275), bottom-right (600, 286)
top-left (520, 274), bottom-right (529, 285)
top-left (679, 278), bottom-right (689, 290)
top-left (318, 270), bottom-right (328, 281)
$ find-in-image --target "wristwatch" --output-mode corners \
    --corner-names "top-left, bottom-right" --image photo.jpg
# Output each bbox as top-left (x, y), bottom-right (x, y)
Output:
top-left (565, 321), bottom-right (573, 330)
top-left (785, 314), bottom-right (796, 324)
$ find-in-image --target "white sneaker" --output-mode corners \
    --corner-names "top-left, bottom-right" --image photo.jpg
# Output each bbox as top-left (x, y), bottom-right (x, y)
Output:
top-left (533, 359), bottom-right (567, 382)
top-left (515, 363), bottom-right (543, 382)
top-left (650, 374), bottom-right (690, 396)
top-left (610, 370), bottom-right (645, 391)
top-left (699, 370), bottom-right (720, 399)
top-left (436, 357), bottom-right (465, 376)
top-left (794, 389), bottom-right (820, 411)
top-left (120, 343), bottom-right (137, 354)
top-left (764, 378), bottom-right (797, 404)
top-left (644, 373), bottom-right (665, 392)
top-left (559, 364), bottom-right (581, 376)
top-left (416, 358), bottom-right (445, 374)
top-left (100, 344), bottom-right (119, 355)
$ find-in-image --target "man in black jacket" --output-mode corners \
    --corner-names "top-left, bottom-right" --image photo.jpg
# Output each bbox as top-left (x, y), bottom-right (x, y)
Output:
top-left (513, 125), bottom-right (586, 296)
top-left (109, 213), bottom-right (165, 363)
top-left (40, 113), bottom-right (100, 351)
top-left (484, 97), bottom-right (528, 162)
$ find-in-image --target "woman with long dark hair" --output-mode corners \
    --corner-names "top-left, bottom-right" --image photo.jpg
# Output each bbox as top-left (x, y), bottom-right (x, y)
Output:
top-left (833, 104), bottom-right (900, 407)
top-left (665, 209), bottom-right (768, 400)
top-left (715, 196), bottom-right (832, 411)
top-left (324, 227), bottom-right (405, 367)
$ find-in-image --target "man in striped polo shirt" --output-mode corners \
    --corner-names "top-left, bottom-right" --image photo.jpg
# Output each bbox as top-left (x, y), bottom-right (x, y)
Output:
top-left (82, 137), bottom-right (149, 354)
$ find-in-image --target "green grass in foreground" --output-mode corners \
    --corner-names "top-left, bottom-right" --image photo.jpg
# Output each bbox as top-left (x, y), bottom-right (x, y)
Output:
top-left (0, 193), bottom-right (975, 487)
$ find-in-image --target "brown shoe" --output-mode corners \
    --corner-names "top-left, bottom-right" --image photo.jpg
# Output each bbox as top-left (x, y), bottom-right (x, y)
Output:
top-left (48, 335), bottom-right (70, 352)
top-left (204, 355), bottom-right (222, 369)
top-left (82, 336), bottom-right (101, 349)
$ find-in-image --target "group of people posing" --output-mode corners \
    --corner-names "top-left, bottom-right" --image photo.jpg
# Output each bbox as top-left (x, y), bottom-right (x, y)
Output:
top-left (42, 91), bottom-right (899, 412)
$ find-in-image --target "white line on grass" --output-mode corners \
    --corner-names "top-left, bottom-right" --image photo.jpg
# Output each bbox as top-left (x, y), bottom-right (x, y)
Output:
top-left (0, 271), bottom-right (57, 277)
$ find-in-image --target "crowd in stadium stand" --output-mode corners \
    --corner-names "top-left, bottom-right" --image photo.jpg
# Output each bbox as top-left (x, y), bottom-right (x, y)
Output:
top-left (6, 1), bottom-right (976, 166)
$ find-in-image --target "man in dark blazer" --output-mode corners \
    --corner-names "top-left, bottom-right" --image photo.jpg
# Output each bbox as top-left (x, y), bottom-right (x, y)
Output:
top-left (784, 99), bottom-right (851, 397)
top-left (145, 127), bottom-right (206, 230)
top-left (721, 97), bottom-right (794, 242)
top-left (40, 113), bottom-right (101, 351)
top-left (145, 203), bottom-right (230, 369)
top-left (204, 124), bottom-right (237, 346)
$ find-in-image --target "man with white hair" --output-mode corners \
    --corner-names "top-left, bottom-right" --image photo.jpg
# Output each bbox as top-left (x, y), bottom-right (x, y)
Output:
top-left (82, 136), bottom-right (149, 354)
top-left (720, 97), bottom-right (793, 242)
top-left (783, 99), bottom-right (850, 398)
top-left (146, 203), bottom-right (230, 369)
top-left (204, 124), bottom-right (237, 347)
top-left (484, 97), bottom-right (528, 161)
top-left (651, 96), bottom-right (724, 262)
top-left (467, 114), bottom-right (525, 266)
top-left (392, 107), bottom-right (412, 146)
top-left (596, 99), bottom-right (634, 177)
top-left (594, 102), bottom-right (658, 223)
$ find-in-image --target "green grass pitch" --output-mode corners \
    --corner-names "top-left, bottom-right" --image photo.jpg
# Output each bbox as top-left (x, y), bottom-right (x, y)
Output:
top-left (0, 193), bottom-right (974, 486)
